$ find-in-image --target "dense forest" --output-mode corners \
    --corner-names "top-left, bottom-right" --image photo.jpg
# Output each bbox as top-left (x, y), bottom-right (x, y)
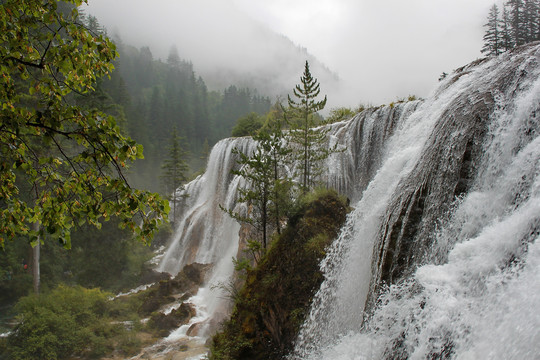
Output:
top-left (110, 40), bottom-right (272, 191)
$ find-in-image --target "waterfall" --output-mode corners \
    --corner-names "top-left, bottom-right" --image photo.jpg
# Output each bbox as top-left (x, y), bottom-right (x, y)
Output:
top-left (156, 137), bottom-right (254, 333)
top-left (157, 43), bottom-right (539, 357)
top-left (292, 43), bottom-right (540, 359)
top-left (156, 92), bottom-right (419, 337)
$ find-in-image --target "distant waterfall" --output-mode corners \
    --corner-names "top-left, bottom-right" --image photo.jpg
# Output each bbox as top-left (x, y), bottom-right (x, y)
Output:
top-left (292, 43), bottom-right (540, 359)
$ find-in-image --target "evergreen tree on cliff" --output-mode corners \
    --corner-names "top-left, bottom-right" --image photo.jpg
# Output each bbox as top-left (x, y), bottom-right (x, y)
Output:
top-left (523, 0), bottom-right (540, 42)
top-left (500, 6), bottom-right (515, 51)
top-left (508, 0), bottom-right (527, 45)
top-left (482, 4), bottom-right (502, 56)
top-left (286, 61), bottom-right (335, 194)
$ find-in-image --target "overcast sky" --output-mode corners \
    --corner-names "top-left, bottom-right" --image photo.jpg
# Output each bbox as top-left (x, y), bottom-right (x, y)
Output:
top-left (84, 0), bottom-right (499, 109)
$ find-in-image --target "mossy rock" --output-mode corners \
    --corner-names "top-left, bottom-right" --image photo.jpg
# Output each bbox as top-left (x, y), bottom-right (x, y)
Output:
top-left (209, 189), bottom-right (350, 359)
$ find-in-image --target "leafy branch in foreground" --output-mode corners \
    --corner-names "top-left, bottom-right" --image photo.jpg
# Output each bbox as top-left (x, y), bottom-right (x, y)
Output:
top-left (0, 0), bottom-right (169, 248)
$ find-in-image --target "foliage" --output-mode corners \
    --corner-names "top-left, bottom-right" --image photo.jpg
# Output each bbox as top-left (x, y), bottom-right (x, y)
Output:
top-left (0, 218), bottom-right (155, 306)
top-left (0, 0), bottom-right (169, 248)
top-left (285, 61), bottom-right (339, 194)
top-left (324, 107), bottom-right (356, 124)
top-left (5, 285), bottom-right (125, 360)
top-left (224, 111), bottom-right (292, 251)
top-left (116, 43), bottom-right (272, 190)
top-left (482, 5), bottom-right (502, 56)
top-left (231, 112), bottom-right (264, 137)
top-left (209, 189), bottom-right (350, 359)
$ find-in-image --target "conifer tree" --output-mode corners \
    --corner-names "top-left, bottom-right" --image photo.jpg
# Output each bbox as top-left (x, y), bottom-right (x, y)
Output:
top-left (222, 110), bottom-right (292, 253)
top-left (258, 115), bottom-right (292, 236)
top-left (161, 128), bottom-right (189, 224)
top-left (286, 61), bottom-right (336, 194)
top-left (508, 0), bottom-right (527, 45)
top-left (225, 142), bottom-right (274, 253)
top-left (500, 6), bottom-right (515, 51)
top-left (523, 0), bottom-right (540, 42)
top-left (482, 5), bottom-right (502, 56)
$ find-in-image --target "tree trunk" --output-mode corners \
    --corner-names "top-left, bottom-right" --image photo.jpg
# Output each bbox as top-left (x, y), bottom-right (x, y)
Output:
top-left (32, 222), bottom-right (40, 294)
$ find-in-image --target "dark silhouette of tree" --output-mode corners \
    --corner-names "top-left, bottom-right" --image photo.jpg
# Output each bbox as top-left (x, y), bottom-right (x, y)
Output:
top-left (482, 1), bottom-right (540, 55)
top-left (482, 5), bottom-right (502, 56)
top-left (500, 6), bottom-right (515, 51)
top-left (160, 128), bottom-right (189, 225)
top-left (508, 0), bottom-right (527, 45)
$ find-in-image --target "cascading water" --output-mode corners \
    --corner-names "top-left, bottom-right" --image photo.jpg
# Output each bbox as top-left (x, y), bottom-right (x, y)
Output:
top-left (156, 137), bottom-right (253, 338)
top-left (292, 43), bottom-right (540, 359)
top-left (156, 88), bottom-right (420, 340)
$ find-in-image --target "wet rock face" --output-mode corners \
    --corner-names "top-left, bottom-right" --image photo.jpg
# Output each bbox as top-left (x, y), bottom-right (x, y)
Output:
top-left (138, 263), bottom-right (212, 317)
top-left (148, 303), bottom-right (197, 336)
top-left (368, 43), bottom-right (540, 310)
top-left (373, 91), bottom-right (493, 287)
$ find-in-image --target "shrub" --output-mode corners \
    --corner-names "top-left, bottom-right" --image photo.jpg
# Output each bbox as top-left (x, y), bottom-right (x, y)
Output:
top-left (6, 285), bottom-right (122, 360)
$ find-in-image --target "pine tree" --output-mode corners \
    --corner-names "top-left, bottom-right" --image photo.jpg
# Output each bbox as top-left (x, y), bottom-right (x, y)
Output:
top-left (482, 4), bottom-right (502, 56)
top-left (161, 128), bottom-right (190, 225)
top-left (523, 0), bottom-right (540, 42)
top-left (286, 61), bottom-right (336, 194)
top-left (500, 6), bottom-right (515, 50)
top-left (257, 114), bottom-right (293, 236)
top-left (223, 112), bottom-right (291, 252)
top-left (507, 0), bottom-right (526, 45)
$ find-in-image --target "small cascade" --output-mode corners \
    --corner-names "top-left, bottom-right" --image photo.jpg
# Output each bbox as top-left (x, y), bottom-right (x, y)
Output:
top-left (292, 43), bottom-right (540, 359)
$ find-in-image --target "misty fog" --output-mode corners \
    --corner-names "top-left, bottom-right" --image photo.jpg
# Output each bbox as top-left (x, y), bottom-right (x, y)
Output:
top-left (84, 0), bottom-right (498, 111)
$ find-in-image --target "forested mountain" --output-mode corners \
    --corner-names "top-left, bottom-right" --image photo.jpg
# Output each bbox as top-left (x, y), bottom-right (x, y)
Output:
top-left (84, 1), bottom-right (340, 103)
top-left (100, 40), bottom-right (272, 192)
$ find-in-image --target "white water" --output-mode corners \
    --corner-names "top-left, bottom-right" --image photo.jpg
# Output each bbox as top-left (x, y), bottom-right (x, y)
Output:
top-left (156, 137), bottom-right (253, 338)
top-left (156, 93), bottom-right (419, 340)
top-left (292, 44), bottom-right (540, 359)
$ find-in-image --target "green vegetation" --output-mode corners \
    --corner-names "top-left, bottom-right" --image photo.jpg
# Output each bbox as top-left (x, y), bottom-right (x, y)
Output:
top-left (324, 107), bottom-right (357, 124)
top-left (0, 218), bottom-right (157, 306)
top-left (160, 128), bottom-right (190, 225)
top-left (285, 61), bottom-right (339, 194)
top-left (231, 112), bottom-right (264, 137)
top-left (117, 43), bottom-right (272, 191)
top-left (0, 2), bottom-right (355, 359)
top-left (224, 113), bottom-right (292, 252)
top-left (209, 189), bottom-right (350, 359)
top-left (4, 285), bottom-right (138, 360)
top-left (0, 0), bottom-right (168, 249)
